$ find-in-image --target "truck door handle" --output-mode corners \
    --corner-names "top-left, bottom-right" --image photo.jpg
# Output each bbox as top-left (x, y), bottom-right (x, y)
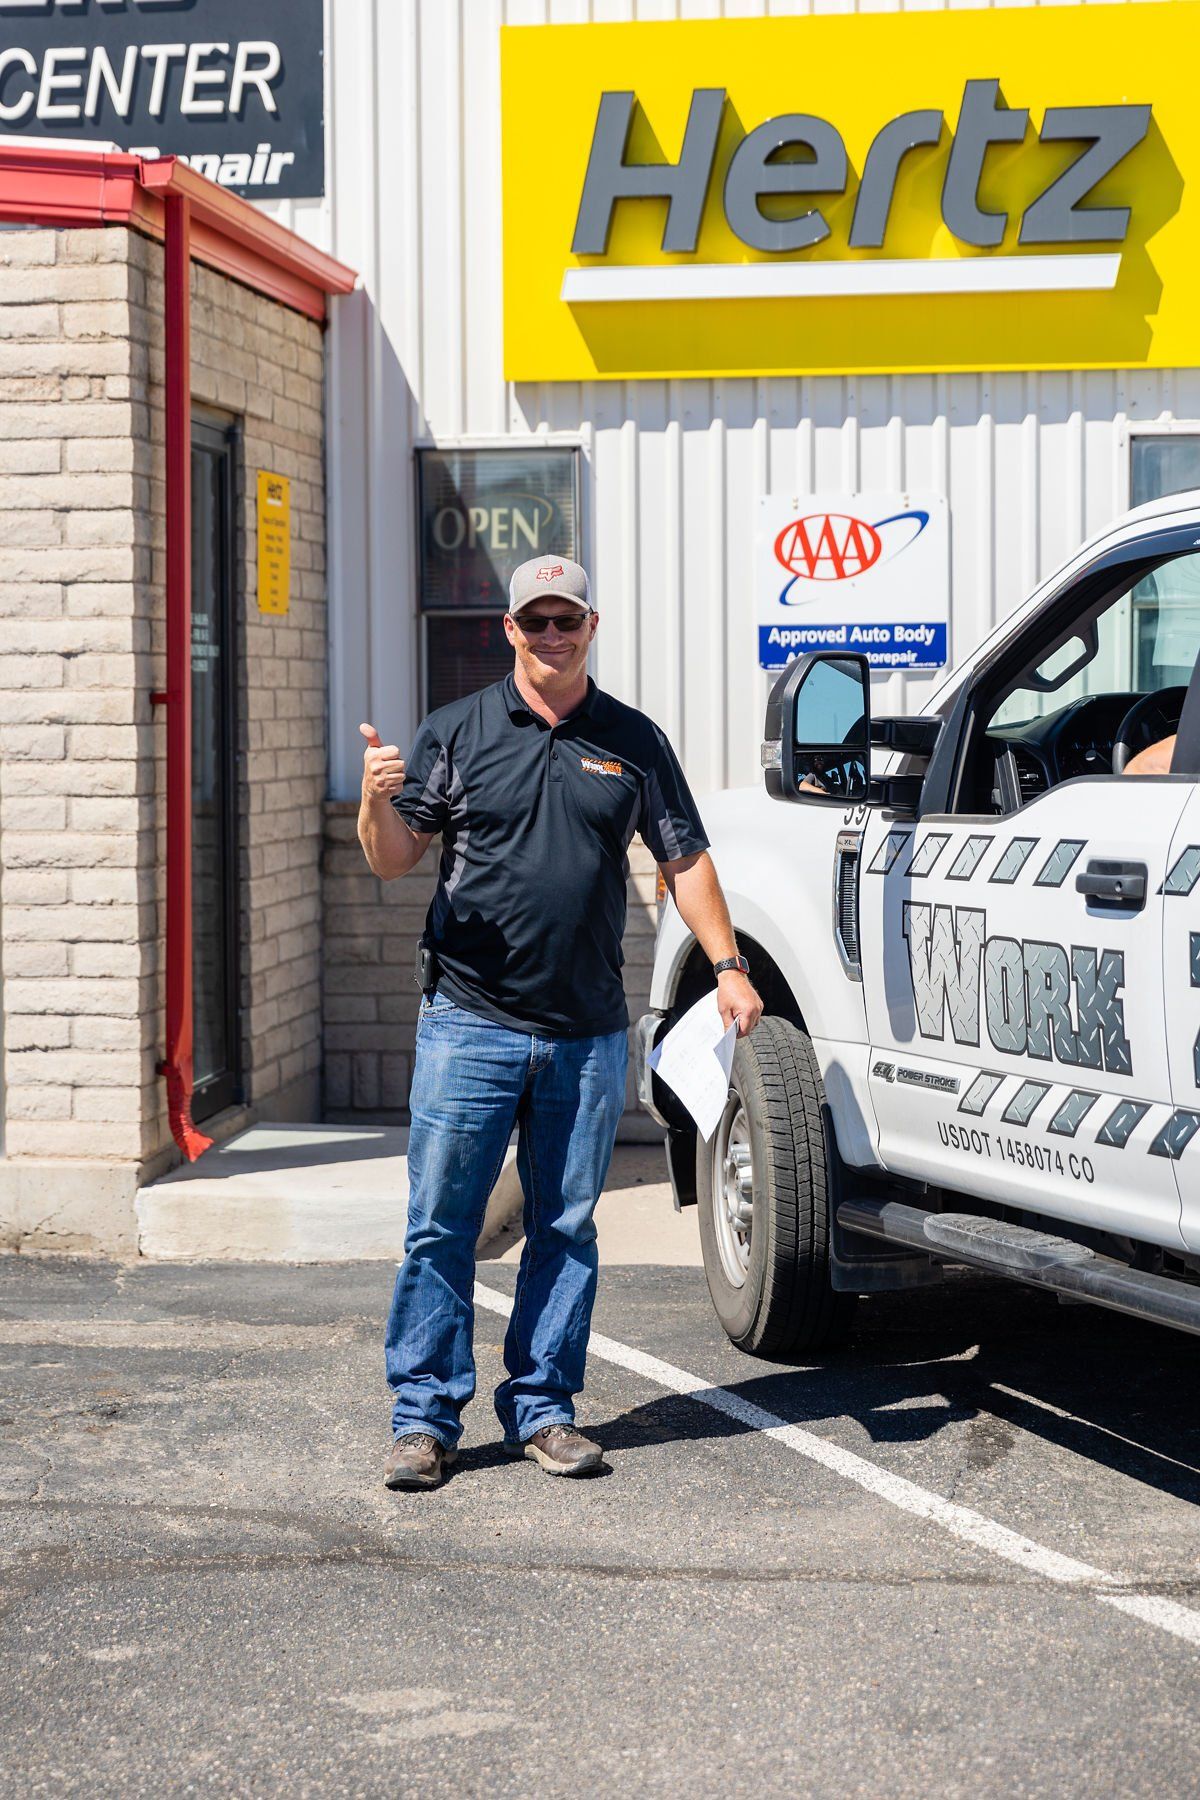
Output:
top-left (1075, 860), bottom-right (1147, 910)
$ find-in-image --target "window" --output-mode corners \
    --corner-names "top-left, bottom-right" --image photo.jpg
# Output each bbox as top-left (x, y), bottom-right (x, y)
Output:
top-left (1131, 434), bottom-right (1200, 508)
top-left (989, 552), bottom-right (1200, 730)
top-left (1131, 435), bottom-right (1200, 692)
top-left (988, 435), bottom-right (1200, 734)
top-left (416, 447), bottom-right (582, 708)
top-left (940, 447), bottom-right (1200, 814)
top-left (953, 546), bottom-right (1200, 814)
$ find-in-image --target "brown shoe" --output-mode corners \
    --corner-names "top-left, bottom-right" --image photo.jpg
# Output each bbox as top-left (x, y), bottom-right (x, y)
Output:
top-left (504, 1422), bottom-right (603, 1476)
top-left (384, 1431), bottom-right (457, 1490)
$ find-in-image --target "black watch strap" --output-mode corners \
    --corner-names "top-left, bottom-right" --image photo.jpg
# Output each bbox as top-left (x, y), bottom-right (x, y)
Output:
top-left (713, 954), bottom-right (750, 977)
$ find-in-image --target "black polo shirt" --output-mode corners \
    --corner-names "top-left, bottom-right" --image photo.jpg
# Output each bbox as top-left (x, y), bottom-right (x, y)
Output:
top-left (393, 673), bottom-right (710, 1037)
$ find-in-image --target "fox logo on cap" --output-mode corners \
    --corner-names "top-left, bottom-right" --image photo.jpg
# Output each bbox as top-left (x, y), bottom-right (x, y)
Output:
top-left (509, 554), bottom-right (592, 614)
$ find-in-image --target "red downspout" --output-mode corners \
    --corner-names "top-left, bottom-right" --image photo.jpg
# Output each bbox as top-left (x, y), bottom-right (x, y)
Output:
top-left (157, 192), bottom-right (212, 1160)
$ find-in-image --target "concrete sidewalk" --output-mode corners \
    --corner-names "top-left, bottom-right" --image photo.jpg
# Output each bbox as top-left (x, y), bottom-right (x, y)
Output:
top-left (137, 1127), bottom-right (699, 1267)
top-left (136, 1123), bottom-right (521, 1262)
top-left (484, 1144), bottom-right (701, 1268)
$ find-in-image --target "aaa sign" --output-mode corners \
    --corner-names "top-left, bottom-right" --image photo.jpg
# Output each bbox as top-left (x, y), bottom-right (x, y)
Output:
top-left (757, 494), bottom-right (950, 672)
top-left (500, 4), bottom-right (1199, 379)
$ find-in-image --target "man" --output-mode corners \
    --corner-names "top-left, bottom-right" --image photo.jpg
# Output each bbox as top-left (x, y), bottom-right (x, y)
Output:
top-left (1123, 736), bottom-right (1175, 775)
top-left (358, 553), bottom-right (762, 1490)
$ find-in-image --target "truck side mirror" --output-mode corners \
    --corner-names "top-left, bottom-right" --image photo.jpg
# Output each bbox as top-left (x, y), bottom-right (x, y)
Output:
top-left (761, 652), bottom-right (870, 803)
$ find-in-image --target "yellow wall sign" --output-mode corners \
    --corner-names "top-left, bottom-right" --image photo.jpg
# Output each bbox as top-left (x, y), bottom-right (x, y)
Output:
top-left (500, 4), bottom-right (1199, 380)
top-left (256, 470), bottom-right (290, 615)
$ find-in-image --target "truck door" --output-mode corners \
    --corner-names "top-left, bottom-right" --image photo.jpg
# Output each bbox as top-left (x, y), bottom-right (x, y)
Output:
top-left (858, 780), bottom-right (1187, 1247)
top-left (1161, 791), bottom-right (1200, 1250)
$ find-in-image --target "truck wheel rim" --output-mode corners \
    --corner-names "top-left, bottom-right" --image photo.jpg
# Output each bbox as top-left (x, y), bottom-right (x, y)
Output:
top-left (712, 1092), bottom-right (753, 1288)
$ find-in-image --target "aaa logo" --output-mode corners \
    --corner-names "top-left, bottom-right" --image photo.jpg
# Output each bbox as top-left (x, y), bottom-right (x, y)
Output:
top-left (774, 509), bottom-right (929, 603)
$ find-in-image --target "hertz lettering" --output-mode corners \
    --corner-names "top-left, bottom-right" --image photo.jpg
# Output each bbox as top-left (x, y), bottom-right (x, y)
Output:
top-left (573, 84), bottom-right (1150, 258)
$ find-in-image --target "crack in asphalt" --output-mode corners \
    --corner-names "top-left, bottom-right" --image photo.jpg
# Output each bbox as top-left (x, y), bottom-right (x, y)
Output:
top-left (0, 1541), bottom-right (1152, 1591)
top-left (2, 1499), bottom-right (1199, 1599)
top-left (0, 1320), bottom-right (363, 1350)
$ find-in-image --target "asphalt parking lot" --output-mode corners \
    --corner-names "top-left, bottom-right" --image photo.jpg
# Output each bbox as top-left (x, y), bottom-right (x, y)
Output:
top-left (3, 1159), bottom-right (1200, 1797)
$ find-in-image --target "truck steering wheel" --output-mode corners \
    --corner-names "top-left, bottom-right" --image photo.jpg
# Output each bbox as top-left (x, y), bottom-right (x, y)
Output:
top-left (1111, 686), bottom-right (1187, 774)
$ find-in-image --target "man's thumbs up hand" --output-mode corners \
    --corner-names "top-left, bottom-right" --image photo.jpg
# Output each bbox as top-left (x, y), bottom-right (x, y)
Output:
top-left (360, 721), bottom-right (406, 801)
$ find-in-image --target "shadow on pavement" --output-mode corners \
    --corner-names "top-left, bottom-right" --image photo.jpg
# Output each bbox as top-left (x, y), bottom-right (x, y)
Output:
top-left (590, 1274), bottom-right (1200, 1509)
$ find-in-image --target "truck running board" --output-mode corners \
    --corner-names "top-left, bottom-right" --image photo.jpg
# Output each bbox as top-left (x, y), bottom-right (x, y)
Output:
top-left (836, 1197), bottom-right (1200, 1338)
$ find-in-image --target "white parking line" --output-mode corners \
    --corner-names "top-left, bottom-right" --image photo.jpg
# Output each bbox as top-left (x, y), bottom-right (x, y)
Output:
top-left (474, 1281), bottom-right (1200, 1650)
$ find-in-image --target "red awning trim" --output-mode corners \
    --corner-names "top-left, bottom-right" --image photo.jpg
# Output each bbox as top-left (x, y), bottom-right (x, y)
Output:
top-left (0, 145), bottom-right (356, 321)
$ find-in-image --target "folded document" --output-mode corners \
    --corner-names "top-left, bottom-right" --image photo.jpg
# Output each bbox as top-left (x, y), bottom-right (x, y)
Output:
top-left (647, 991), bottom-right (737, 1143)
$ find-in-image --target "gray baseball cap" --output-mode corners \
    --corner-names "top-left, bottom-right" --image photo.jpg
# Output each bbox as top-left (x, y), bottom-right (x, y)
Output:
top-left (507, 554), bottom-right (593, 616)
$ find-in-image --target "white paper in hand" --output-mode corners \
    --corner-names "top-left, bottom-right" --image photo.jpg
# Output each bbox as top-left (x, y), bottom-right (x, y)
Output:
top-left (647, 991), bottom-right (738, 1143)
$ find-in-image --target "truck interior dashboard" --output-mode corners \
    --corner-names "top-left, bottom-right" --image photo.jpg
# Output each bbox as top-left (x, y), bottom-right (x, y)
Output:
top-left (984, 687), bottom-right (1188, 811)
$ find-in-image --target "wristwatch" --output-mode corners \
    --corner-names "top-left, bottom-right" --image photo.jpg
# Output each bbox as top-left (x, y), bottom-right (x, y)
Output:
top-left (713, 954), bottom-right (750, 977)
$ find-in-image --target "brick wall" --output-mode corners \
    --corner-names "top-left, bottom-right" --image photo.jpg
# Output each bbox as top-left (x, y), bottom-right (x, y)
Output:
top-left (0, 226), bottom-right (152, 1231)
top-left (0, 224), bottom-right (328, 1250)
top-left (322, 808), bottom-right (660, 1139)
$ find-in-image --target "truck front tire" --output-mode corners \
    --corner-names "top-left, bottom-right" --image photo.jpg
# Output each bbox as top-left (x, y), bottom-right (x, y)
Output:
top-left (696, 1015), bottom-right (857, 1358)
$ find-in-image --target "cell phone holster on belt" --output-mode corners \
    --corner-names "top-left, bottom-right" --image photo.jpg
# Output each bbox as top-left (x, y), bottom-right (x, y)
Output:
top-left (414, 939), bottom-right (439, 997)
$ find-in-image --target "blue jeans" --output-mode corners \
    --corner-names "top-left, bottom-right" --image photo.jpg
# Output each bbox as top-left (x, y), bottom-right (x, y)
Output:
top-left (384, 993), bottom-right (628, 1448)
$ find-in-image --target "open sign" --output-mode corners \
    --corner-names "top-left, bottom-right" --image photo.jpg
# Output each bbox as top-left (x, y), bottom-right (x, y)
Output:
top-left (417, 447), bottom-right (580, 612)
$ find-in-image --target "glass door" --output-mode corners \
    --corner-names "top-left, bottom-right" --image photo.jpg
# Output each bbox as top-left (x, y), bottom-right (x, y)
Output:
top-left (190, 419), bottom-right (242, 1120)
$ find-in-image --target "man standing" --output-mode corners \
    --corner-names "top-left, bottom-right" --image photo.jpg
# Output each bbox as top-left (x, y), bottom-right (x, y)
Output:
top-left (358, 554), bottom-right (762, 1489)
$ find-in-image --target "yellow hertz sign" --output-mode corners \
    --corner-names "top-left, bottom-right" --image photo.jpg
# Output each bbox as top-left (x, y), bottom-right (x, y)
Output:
top-left (500, 4), bottom-right (1198, 380)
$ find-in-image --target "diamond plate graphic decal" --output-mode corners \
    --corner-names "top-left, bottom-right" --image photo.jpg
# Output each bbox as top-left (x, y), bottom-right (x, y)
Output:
top-left (1047, 1090), bottom-right (1099, 1138)
top-left (1071, 947), bottom-right (1132, 1077)
top-left (947, 835), bottom-right (993, 882)
top-left (868, 829), bottom-right (911, 875)
top-left (990, 838), bottom-right (1039, 884)
top-left (984, 937), bottom-right (1026, 1055)
top-left (1001, 1080), bottom-right (1051, 1126)
top-left (904, 903), bottom-right (984, 1046)
top-left (905, 833), bottom-right (951, 878)
top-left (1164, 846), bottom-right (1200, 896)
top-left (958, 1071), bottom-right (1004, 1116)
top-left (1149, 1110), bottom-right (1200, 1160)
top-left (1034, 840), bottom-right (1086, 888)
top-left (1095, 1100), bottom-right (1149, 1149)
top-left (1023, 940), bottom-right (1075, 1064)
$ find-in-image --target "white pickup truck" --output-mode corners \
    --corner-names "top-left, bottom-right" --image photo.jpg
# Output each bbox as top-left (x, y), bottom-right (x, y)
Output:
top-left (636, 489), bottom-right (1200, 1356)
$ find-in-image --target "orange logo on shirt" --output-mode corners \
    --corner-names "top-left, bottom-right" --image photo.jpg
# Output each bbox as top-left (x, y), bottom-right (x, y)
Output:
top-left (581, 755), bottom-right (623, 776)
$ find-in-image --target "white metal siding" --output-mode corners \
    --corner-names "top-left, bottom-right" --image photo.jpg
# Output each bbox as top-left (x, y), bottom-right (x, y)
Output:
top-left (263, 0), bottom-right (1200, 799)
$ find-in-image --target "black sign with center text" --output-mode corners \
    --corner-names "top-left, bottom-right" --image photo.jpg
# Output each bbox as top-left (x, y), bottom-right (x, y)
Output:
top-left (0, 0), bottom-right (323, 200)
top-left (417, 448), bottom-right (581, 611)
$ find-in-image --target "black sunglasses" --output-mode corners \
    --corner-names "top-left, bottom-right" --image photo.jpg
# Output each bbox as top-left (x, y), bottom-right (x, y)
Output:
top-left (515, 612), bottom-right (589, 634)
